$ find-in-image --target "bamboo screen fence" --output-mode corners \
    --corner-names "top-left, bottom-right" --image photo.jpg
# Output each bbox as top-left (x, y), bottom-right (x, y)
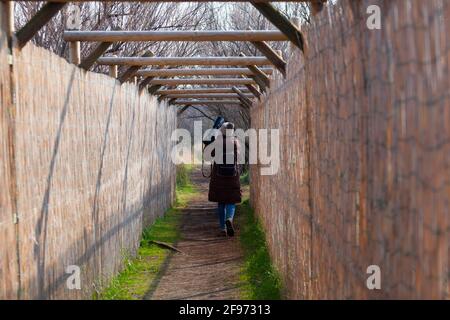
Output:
top-left (0, 6), bottom-right (177, 298)
top-left (0, 2), bottom-right (19, 300)
top-left (250, 0), bottom-right (449, 299)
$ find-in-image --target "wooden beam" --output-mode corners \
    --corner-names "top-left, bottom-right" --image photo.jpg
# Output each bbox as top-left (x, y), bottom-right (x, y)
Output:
top-left (109, 65), bottom-right (118, 78)
top-left (4, 1), bottom-right (14, 40)
top-left (310, 0), bottom-right (327, 15)
top-left (15, 2), bottom-right (66, 49)
top-left (136, 67), bottom-right (273, 77)
top-left (251, 1), bottom-right (305, 52)
top-left (139, 76), bottom-right (155, 91)
top-left (240, 53), bottom-right (271, 90)
top-left (118, 50), bottom-right (154, 83)
top-left (163, 93), bottom-right (253, 99)
top-left (64, 30), bottom-right (288, 42)
top-left (156, 88), bottom-right (250, 95)
top-left (173, 100), bottom-right (242, 105)
top-left (16, 1), bottom-right (316, 2)
top-left (248, 65), bottom-right (270, 88)
top-left (79, 42), bottom-right (113, 70)
top-left (149, 78), bottom-right (256, 86)
top-left (97, 56), bottom-right (271, 67)
top-left (232, 86), bottom-right (253, 108)
top-left (177, 105), bottom-right (191, 116)
top-left (251, 40), bottom-right (287, 77)
top-left (69, 41), bottom-right (81, 64)
top-left (238, 98), bottom-right (251, 110)
top-left (240, 75), bottom-right (262, 100)
top-left (148, 84), bottom-right (164, 95)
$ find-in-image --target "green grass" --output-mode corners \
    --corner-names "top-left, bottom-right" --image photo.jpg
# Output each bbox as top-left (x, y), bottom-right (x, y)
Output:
top-left (238, 198), bottom-right (282, 300)
top-left (95, 165), bottom-right (197, 300)
top-left (176, 164), bottom-right (196, 207)
top-left (96, 165), bottom-right (282, 300)
top-left (240, 170), bottom-right (249, 185)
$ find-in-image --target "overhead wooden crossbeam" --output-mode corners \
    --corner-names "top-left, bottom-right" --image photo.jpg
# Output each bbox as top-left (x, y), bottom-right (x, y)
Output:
top-left (118, 50), bottom-right (154, 83)
top-left (240, 75), bottom-right (263, 100)
top-left (173, 100), bottom-right (242, 105)
top-left (248, 65), bottom-right (270, 90)
top-left (149, 78), bottom-right (256, 86)
top-left (232, 86), bottom-right (253, 109)
top-left (250, 40), bottom-right (287, 77)
top-left (15, 2), bottom-right (66, 49)
top-left (79, 42), bottom-right (113, 70)
top-left (16, 1), bottom-right (317, 2)
top-left (63, 30), bottom-right (288, 42)
top-left (157, 88), bottom-right (251, 95)
top-left (139, 76), bottom-right (155, 91)
top-left (148, 84), bottom-right (164, 95)
top-left (138, 65), bottom-right (164, 91)
top-left (240, 53), bottom-right (270, 91)
top-left (136, 67), bottom-right (273, 77)
top-left (163, 93), bottom-right (253, 99)
top-left (251, 1), bottom-right (305, 52)
top-left (97, 56), bottom-right (271, 66)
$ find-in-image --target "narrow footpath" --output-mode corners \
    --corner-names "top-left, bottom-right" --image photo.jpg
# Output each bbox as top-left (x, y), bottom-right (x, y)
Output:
top-left (146, 168), bottom-right (244, 300)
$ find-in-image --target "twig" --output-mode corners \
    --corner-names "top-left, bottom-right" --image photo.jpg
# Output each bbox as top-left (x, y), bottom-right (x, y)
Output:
top-left (151, 240), bottom-right (184, 254)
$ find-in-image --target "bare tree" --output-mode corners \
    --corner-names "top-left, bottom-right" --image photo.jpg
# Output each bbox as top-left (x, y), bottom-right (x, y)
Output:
top-left (15, 1), bottom-right (313, 134)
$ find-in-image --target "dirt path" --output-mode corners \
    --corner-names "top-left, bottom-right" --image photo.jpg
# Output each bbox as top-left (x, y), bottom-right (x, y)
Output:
top-left (145, 168), bottom-right (244, 300)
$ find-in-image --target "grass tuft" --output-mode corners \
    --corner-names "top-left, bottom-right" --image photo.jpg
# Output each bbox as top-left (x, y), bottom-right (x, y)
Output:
top-left (238, 199), bottom-right (282, 300)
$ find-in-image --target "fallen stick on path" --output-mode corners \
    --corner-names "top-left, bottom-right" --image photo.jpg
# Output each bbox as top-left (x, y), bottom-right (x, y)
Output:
top-left (151, 240), bottom-right (184, 254)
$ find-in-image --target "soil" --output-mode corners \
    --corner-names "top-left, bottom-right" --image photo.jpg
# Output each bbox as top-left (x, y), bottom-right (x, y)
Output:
top-left (145, 168), bottom-right (244, 300)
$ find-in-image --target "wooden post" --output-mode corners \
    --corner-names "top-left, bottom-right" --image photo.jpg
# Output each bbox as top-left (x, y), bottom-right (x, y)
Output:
top-left (109, 65), bottom-right (118, 78)
top-left (69, 41), bottom-right (80, 65)
top-left (290, 17), bottom-right (301, 55)
top-left (5, 1), bottom-right (15, 38)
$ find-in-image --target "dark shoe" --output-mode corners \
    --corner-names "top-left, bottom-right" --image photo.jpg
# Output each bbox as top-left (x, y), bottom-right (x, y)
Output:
top-left (225, 219), bottom-right (235, 237)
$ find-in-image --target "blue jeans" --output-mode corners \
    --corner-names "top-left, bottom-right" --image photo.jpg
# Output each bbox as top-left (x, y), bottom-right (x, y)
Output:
top-left (217, 203), bottom-right (236, 230)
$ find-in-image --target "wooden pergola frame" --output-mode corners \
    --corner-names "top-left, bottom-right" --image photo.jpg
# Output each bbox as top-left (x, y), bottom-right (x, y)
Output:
top-left (6, 0), bottom-right (327, 108)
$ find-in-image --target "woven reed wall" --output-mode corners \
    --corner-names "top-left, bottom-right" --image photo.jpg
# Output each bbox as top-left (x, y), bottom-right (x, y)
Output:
top-left (0, 8), bottom-right (177, 298)
top-left (250, 0), bottom-right (449, 299)
top-left (0, 2), bottom-right (20, 300)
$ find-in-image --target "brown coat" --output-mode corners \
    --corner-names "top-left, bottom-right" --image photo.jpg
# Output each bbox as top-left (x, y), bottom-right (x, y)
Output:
top-left (208, 164), bottom-right (242, 204)
top-left (208, 136), bottom-right (242, 204)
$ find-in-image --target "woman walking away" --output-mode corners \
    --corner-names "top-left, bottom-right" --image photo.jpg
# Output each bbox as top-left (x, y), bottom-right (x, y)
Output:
top-left (208, 122), bottom-right (242, 237)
